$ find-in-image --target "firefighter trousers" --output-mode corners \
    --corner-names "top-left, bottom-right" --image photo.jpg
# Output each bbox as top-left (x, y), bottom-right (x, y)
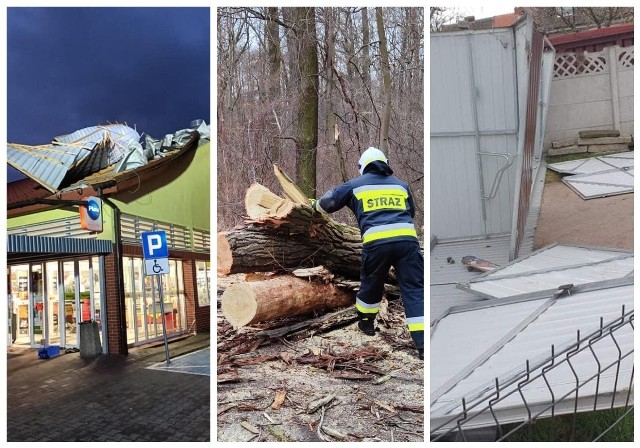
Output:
top-left (355, 239), bottom-right (424, 350)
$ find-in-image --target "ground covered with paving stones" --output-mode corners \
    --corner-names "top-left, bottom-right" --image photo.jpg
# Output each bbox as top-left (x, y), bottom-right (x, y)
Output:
top-left (7, 335), bottom-right (210, 442)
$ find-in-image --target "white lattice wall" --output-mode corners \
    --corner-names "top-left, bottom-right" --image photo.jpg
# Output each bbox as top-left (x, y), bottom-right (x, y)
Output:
top-left (544, 45), bottom-right (634, 148)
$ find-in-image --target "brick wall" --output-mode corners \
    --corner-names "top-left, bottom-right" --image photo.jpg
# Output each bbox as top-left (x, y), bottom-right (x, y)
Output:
top-left (103, 250), bottom-right (124, 355)
top-left (182, 259), bottom-right (211, 334)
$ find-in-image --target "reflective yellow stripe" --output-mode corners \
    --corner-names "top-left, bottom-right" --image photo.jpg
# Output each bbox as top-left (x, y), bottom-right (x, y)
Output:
top-left (356, 303), bottom-right (379, 314)
top-left (354, 189), bottom-right (408, 212)
top-left (408, 322), bottom-right (424, 332)
top-left (363, 228), bottom-right (418, 244)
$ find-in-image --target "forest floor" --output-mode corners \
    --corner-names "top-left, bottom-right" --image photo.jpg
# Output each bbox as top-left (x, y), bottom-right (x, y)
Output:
top-left (216, 274), bottom-right (424, 443)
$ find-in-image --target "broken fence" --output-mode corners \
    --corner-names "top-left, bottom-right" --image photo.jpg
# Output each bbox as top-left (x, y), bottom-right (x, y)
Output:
top-left (431, 306), bottom-right (634, 442)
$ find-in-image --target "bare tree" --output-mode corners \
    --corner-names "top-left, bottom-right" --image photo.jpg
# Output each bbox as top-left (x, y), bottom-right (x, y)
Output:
top-left (430, 7), bottom-right (465, 32)
top-left (217, 7), bottom-right (424, 234)
top-left (531, 7), bottom-right (634, 33)
top-left (375, 7), bottom-right (392, 154)
top-left (291, 7), bottom-right (319, 197)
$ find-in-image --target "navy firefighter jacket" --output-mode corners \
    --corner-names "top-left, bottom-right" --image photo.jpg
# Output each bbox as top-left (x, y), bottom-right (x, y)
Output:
top-left (317, 161), bottom-right (418, 246)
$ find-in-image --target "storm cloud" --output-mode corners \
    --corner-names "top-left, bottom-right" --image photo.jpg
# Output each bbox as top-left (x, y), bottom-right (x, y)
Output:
top-left (7, 7), bottom-right (210, 182)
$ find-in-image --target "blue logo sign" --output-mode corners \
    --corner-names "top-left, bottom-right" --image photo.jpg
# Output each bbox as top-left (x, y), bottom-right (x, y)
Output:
top-left (87, 198), bottom-right (101, 220)
top-left (141, 231), bottom-right (169, 259)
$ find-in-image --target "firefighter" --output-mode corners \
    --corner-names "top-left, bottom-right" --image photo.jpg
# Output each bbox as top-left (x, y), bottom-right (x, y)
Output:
top-left (312, 147), bottom-right (424, 360)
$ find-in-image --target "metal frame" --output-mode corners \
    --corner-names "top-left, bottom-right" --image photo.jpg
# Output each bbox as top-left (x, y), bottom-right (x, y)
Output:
top-left (547, 153), bottom-right (633, 175)
top-left (431, 307), bottom-right (634, 442)
top-left (562, 167), bottom-right (634, 200)
top-left (431, 276), bottom-right (634, 332)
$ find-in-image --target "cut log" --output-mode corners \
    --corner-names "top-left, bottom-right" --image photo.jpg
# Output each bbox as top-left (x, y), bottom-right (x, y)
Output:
top-left (220, 276), bottom-right (355, 327)
top-left (217, 185), bottom-right (363, 278)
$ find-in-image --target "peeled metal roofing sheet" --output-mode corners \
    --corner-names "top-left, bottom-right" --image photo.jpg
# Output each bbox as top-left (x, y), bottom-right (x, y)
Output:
top-left (563, 167), bottom-right (634, 199)
top-left (547, 152), bottom-right (633, 175)
top-left (461, 244), bottom-right (633, 299)
top-left (478, 244), bottom-right (629, 277)
top-left (467, 256), bottom-right (633, 298)
top-left (431, 284), bottom-right (634, 430)
top-left (7, 144), bottom-right (88, 192)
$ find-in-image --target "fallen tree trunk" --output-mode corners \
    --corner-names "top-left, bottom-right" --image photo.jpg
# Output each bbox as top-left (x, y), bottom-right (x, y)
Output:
top-left (221, 275), bottom-right (355, 328)
top-left (218, 182), bottom-right (363, 278)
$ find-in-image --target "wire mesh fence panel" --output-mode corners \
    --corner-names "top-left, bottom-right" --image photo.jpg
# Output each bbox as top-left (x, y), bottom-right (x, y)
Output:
top-left (430, 307), bottom-right (634, 442)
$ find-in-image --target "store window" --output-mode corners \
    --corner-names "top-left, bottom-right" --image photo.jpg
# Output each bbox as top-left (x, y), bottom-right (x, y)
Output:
top-left (8, 257), bottom-right (103, 350)
top-left (196, 261), bottom-right (210, 307)
top-left (123, 256), bottom-right (187, 344)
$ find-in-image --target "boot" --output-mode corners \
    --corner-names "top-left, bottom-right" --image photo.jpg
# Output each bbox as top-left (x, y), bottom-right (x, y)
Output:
top-left (357, 312), bottom-right (376, 336)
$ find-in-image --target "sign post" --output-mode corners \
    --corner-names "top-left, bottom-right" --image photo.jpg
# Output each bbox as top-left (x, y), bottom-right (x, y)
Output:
top-left (141, 230), bottom-right (171, 365)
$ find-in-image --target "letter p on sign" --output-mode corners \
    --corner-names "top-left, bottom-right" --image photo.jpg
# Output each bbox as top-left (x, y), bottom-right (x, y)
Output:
top-left (141, 231), bottom-right (169, 259)
top-left (148, 235), bottom-right (163, 255)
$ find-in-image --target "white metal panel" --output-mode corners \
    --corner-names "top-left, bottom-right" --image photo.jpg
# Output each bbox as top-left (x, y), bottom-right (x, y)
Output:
top-left (430, 235), bottom-right (513, 323)
top-left (431, 28), bottom-right (521, 240)
top-left (430, 33), bottom-right (477, 134)
top-left (548, 153), bottom-right (633, 174)
top-left (431, 164), bottom-right (546, 323)
top-left (481, 244), bottom-right (630, 277)
top-left (430, 136), bottom-right (484, 239)
top-left (431, 285), bottom-right (634, 429)
top-left (563, 167), bottom-right (634, 199)
top-left (430, 300), bottom-right (544, 396)
top-left (469, 257), bottom-right (633, 298)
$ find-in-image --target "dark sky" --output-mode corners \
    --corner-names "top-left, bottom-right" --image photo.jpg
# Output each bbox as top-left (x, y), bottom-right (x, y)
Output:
top-left (7, 7), bottom-right (210, 182)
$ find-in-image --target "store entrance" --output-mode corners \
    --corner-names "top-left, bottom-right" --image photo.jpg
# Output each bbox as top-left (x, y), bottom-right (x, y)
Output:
top-left (8, 257), bottom-right (102, 349)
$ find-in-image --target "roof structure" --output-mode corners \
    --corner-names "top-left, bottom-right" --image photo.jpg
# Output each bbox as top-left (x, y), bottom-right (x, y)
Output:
top-left (546, 152), bottom-right (635, 200)
top-left (8, 124), bottom-right (141, 192)
top-left (458, 244), bottom-right (633, 300)
top-left (7, 121), bottom-right (209, 195)
top-left (547, 152), bottom-right (633, 175)
top-left (431, 279), bottom-right (633, 433)
top-left (549, 22), bottom-right (634, 52)
top-left (431, 237), bottom-right (634, 437)
top-left (7, 121), bottom-right (210, 211)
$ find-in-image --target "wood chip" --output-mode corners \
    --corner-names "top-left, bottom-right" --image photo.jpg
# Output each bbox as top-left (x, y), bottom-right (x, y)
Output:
top-left (279, 352), bottom-right (294, 364)
top-left (374, 374), bottom-right (393, 384)
top-left (272, 390), bottom-right (286, 410)
top-left (322, 426), bottom-right (348, 440)
top-left (217, 403), bottom-right (237, 415)
top-left (217, 370), bottom-right (241, 383)
top-left (308, 393), bottom-right (336, 414)
top-left (328, 371), bottom-right (375, 381)
top-left (373, 400), bottom-right (396, 413)
top-left (241, 421), bottom-right (260, 434)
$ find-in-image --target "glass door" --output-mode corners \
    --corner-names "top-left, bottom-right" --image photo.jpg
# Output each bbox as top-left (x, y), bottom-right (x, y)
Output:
top-left (46, 262), bottom-right (61, 345)
top-left (10, 265), bottom-right (30, 345)
top-left (62, 261), bottom-right (79, 347)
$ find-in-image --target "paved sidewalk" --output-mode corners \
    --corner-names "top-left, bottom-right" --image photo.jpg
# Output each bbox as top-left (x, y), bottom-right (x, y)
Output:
top-left (7, 333), bottom-right (210, 442)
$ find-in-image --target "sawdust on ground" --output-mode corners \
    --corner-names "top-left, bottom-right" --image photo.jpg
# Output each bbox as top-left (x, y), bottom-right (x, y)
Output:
top-left (216, 276), bottom-right (424, 442)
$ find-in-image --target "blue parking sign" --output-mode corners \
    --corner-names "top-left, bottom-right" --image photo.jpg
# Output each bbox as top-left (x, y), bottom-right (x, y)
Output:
top-left (141, 231), bottom-right (169, 259)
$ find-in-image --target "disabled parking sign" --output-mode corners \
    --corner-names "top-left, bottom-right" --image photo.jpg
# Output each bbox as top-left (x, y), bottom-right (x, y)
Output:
top-left (141, 231), bottom-right (170, 275)
top-left (141, 230), bottom-right (172, 364)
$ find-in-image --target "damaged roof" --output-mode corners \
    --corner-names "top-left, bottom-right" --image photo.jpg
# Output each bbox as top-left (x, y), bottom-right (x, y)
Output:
top-left (430, 245), bottom-right (634, 432)
top-left (458, 244), bottom-right (633, 300)
top-left (547, 152), bottom-right (634, 200)
top-left (7, 120), bottom-right (210, 197)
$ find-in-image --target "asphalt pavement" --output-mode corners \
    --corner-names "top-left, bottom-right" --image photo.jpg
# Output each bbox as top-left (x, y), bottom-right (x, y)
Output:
top-left (6, 332), bottom-right (210, 442)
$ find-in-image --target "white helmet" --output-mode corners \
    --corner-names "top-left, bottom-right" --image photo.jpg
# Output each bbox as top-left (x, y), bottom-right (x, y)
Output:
top-left (358, 147), bottom-right (388, 175)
